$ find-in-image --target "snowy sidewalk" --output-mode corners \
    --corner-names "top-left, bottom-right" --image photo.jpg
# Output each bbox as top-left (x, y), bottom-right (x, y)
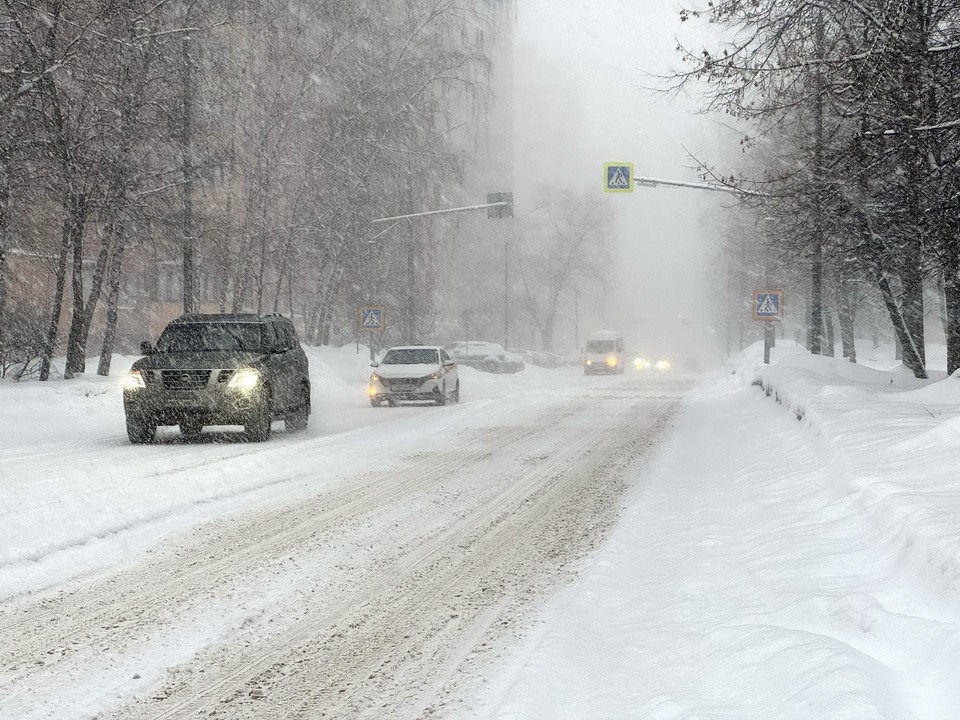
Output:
top-left (461, 353), bottom-right (960, 719)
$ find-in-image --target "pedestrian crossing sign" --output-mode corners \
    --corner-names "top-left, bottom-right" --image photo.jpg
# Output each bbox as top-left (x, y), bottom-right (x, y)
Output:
top-left (359, 306), bottom-right (384, 331)
top-left (753, 291), bottom-right (783, 321)
top-left (604, 162), bottom-right (634, 193)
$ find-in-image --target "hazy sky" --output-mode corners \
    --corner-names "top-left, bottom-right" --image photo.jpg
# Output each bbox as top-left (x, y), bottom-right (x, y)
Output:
top-left (513, 0), bottom-right (732, 358)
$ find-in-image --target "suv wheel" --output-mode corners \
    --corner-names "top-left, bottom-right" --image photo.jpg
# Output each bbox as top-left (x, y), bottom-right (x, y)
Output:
top-left (245, 396), bottom-right (272, 442)
top-left (126, 417), bottom-right (156, 444)
top-left (180, 420), bottom-right (203, 440)
top-left (285, 385), bottom-right (310, 432)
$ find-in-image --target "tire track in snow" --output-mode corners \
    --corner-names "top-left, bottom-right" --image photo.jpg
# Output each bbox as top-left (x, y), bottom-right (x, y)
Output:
top-left (109, 398), bottom-right (679, 720)
top-left (0, 404), bottom-right (582, 706)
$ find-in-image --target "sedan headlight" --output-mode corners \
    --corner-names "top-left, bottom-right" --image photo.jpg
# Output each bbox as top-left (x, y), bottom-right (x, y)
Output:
top-left (428, 370), bottom-right (442, 380)
top-left (228, 368), bottom-right (260, 390)
top-left (122, 370), bottom-right (146, 390)
top-left (370, 372), bottom-right (382, 383)
top-left (655, 359), bottom-right (671, 371)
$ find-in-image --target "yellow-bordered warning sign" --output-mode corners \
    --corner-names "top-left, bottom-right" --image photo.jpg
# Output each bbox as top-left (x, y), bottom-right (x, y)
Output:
top-left (604, 162), bottom-right (634, 193)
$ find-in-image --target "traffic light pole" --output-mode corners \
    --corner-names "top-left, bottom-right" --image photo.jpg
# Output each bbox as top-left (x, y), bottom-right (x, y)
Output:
top-left (371, 201), bottom-right (510, 224)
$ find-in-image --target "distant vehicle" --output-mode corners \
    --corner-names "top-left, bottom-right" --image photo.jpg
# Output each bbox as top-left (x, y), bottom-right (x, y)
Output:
top-left (447, 341), bottom-right (524, 374)
top-left (517, 349), bottom-right (564, 369)
top-left (369, 346), bottom-right (459, 407)
top-left (633, 355), bottom-right (672, 372)
top-left (583, 330), bottom-right (625, 375)
top-left (122, 313), bottom-right (311, 443)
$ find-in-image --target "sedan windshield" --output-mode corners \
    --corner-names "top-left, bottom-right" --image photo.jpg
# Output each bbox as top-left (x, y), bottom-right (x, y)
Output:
top-left (157, 323), bottom-right (263, 353)
top-left (381, 348), bottom-right (439, 365)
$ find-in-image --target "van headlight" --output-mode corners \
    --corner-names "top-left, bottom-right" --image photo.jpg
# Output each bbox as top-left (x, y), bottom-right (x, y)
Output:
top-left (228, 368), bottom-right (260, 390)
top-left (606, 356), bottom-right (617, 367)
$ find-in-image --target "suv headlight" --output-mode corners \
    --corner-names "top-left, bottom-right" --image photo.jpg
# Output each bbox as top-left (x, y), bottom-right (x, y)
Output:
top-left (228, 368), bottom-right (260, 390)
top-left (122, 370), bottom-right (146, 390)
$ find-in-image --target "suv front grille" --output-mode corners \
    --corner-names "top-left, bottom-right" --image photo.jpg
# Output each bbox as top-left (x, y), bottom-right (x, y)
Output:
top-left (160, 369), bottom-right (211, 390)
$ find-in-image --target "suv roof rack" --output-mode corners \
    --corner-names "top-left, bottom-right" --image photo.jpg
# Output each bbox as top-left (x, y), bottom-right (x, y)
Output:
top-left (171, 313), bottom-right (261, 323)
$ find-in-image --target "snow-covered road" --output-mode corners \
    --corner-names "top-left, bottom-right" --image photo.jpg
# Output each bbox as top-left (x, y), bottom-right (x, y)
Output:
top-left (7, 343), bottom-right (960, 719)
top-left (0, 353), bottom-right (689, 719)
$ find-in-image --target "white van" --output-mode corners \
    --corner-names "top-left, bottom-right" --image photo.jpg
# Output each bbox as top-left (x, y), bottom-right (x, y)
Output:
top-left (583, 330), bottom-right (625, 375)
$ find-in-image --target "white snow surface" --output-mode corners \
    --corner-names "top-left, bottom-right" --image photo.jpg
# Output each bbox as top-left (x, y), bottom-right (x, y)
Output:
top-left (4, 342), bottom-right (960, 718)
top-left (458, 342), bottom-right (960, 720)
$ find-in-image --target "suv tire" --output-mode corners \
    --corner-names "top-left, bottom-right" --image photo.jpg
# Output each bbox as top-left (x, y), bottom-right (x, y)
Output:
top-left (180, 420), bottom-right (203, 440)
top-left (245, 396), bottom-right (272, 442)
top-left (126, 418), bottom-right (156, 444)
top-left (285, 385), bottom-right (310, 432)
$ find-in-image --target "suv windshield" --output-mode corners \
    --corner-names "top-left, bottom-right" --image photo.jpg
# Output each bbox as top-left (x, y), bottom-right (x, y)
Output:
top-left (157, 323), bottom-right (263, 353)
top-left (586, 340), bottom-right (616, 353)
top-left (382, 349), bottom-right (439, 365)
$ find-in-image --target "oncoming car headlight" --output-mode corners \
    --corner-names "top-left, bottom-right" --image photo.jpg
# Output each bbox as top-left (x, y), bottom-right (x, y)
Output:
top-left (606, 356), bottom-right (617, 367)
top-left (122, 370), bottom-right (146, 390)
top-left (655, 359), bottom-right (671, 371)
top-left (634, 357), bottom-right (651, 370)
top-left (228, 368), bottom-right (261, 391)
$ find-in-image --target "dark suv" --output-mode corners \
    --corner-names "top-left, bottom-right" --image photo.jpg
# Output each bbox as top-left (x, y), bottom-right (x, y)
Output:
top-left (122, 313), bottom-right (311, 443)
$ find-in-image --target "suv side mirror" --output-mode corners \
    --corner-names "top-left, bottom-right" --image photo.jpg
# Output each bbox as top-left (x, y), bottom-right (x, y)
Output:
top-left (140, 341), bottom-right (155, 355)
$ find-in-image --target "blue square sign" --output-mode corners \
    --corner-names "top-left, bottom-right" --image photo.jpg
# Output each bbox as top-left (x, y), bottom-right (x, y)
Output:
top-left (604, 162), bottom-right (634, 193)
top-left (359, 306), bottom-right (384, 331)
top-left (754, 291), bottom-right (783, 321)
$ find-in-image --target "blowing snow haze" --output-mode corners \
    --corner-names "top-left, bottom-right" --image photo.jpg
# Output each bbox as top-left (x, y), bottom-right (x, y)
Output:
top-left (7, 1), bottom-right (960, 718)
top-left (509, 0), bottom-right (727, 364)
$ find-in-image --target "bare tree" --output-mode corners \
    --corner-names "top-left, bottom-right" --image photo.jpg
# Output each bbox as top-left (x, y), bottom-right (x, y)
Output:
top-left (516, 190), bottom-right (611, 352)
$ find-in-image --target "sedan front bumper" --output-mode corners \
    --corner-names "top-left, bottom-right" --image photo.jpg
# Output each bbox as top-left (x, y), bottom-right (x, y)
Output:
top-left (369, 376), bottom-right (443, 403)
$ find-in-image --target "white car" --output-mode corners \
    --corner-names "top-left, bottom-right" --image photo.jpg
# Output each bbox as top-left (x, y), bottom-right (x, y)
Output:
top-left (369, 346), bottom-right (460, 407)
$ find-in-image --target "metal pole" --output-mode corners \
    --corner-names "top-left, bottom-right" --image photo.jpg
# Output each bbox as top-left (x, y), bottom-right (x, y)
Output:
top-left (764, 321), bottom-right (774, 364)
top-left (503, 223), bottom-right (510, 348)
top-left (371, 201), bottom-right (508, 224)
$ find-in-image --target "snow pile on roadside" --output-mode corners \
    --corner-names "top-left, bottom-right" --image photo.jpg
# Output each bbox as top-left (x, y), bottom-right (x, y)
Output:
top-left (751, 347), bottom-right (960, 622)
top-left (463, 343), bottom-right (960, 720)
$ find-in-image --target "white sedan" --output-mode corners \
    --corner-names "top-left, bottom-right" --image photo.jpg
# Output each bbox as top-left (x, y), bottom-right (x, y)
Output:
top-left (369, 346), bottom-right (460, 407)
